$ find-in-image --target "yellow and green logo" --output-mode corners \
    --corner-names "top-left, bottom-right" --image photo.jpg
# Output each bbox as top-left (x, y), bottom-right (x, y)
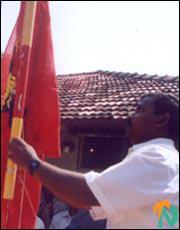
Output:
top-left (153, 200), bottom-right (179, 228)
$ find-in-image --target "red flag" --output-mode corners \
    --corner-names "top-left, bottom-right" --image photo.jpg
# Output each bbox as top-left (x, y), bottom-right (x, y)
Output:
top-left (1, 2), bottom-right (60, 229)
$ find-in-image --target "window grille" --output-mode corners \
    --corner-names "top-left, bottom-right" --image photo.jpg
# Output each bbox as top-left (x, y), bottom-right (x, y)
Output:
top-left (80, 136), bottom-right (129, 170)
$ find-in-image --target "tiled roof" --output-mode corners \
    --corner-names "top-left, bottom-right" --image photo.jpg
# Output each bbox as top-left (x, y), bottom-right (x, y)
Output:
top-left (57, 71), bottom-right (179, 119)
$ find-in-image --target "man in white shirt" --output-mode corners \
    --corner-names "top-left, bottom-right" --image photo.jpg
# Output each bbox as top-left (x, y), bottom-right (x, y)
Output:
top-left (8, 93), bottom-right (179, 229)
top-left (50, 206), bottom-right (78, 229)
top-left (50, 210), bottom-right (72, 229)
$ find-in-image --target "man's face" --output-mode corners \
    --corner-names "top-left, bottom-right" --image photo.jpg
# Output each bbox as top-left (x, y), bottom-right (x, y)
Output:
top-left (126, 97), bottom-right (159, 145)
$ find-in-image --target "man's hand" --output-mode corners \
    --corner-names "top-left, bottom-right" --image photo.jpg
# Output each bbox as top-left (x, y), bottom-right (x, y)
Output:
top-left (8, 137), bottom-right (40, 169)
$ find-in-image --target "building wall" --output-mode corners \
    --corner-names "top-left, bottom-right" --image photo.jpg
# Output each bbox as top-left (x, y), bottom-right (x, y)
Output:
top-left (46, 133), bottom-right (80, 171)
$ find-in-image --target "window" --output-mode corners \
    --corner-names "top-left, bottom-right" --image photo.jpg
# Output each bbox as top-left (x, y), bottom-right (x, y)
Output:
top-left (79, 136), bottom-right (129, 170)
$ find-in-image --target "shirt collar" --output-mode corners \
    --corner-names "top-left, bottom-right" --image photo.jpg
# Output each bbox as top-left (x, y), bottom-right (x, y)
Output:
top-left (128, 138), bottom-right (175, 154)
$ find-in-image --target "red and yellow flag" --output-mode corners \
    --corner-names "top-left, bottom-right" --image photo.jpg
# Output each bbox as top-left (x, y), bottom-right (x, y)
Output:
top-left (1, 1), bottom-right (60, 228)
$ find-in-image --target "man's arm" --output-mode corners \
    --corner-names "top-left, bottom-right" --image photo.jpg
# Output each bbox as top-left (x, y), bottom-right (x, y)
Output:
top-left (34, 161), bottom-right (98, 209)
top-left (7, 138), bottom-right (99, 209)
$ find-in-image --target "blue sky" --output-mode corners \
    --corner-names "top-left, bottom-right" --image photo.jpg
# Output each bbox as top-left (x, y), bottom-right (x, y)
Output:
top-left (1, 1), bottom-right (179, 76)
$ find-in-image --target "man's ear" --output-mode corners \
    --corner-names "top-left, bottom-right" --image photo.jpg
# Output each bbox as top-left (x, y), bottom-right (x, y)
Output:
top-left (156, 113), bottom-right (171, 128)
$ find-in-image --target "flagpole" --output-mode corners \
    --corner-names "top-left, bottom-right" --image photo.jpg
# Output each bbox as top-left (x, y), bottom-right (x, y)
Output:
top-left (3, 1), bottom-right (37, 200)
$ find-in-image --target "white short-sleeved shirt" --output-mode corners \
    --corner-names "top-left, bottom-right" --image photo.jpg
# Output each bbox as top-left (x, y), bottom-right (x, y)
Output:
top-left (85, 138), bottom-right (179, 229)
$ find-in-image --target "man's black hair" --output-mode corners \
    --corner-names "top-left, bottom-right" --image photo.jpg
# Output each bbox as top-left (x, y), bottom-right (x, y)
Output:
top-left (140, 92), bottom-right (179, 150)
